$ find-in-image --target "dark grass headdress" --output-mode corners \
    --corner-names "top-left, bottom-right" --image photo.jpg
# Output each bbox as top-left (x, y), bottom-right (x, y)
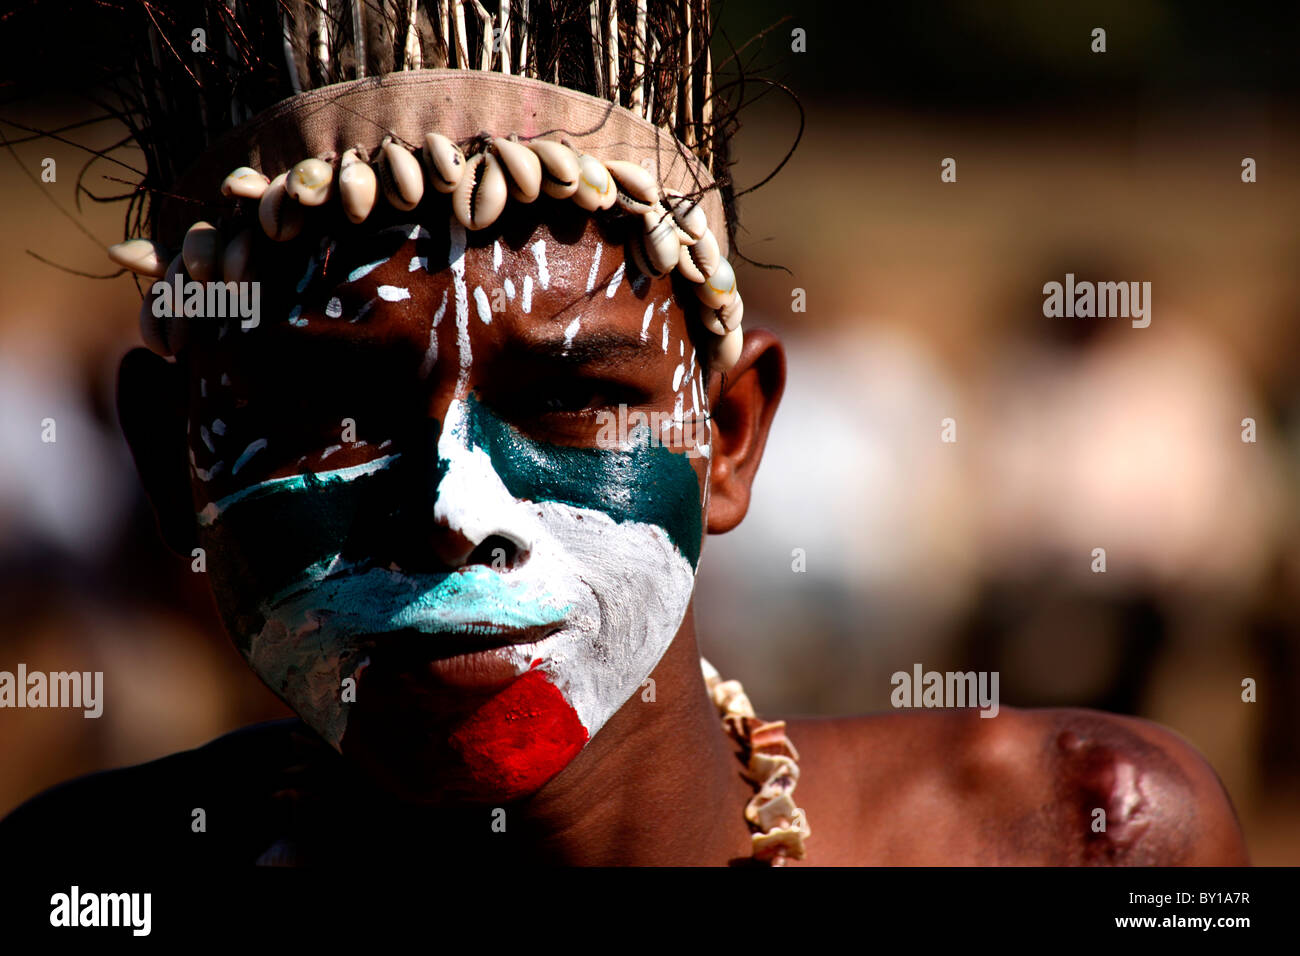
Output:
top-left (87, 0), bottom-right (749, 368)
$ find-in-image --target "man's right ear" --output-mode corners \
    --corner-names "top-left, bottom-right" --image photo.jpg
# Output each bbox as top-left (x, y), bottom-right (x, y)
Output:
top-left (117, 348), bottom-right (198, 556)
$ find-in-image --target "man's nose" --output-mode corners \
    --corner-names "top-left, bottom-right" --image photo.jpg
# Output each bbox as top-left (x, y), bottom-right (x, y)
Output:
top-left (422, 399), bottom-right (533, 572)
top-left (424, 523), bottom-right (529, 570)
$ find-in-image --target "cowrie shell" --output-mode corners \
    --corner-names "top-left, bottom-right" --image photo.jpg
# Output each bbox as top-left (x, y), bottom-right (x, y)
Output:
top-left (493, 136), bottom-right (541, 203)
top-left (529, 139), bottom-right (581, 199)
top-left (258, 173), bottom-right (304, 241)
top-left (379, 138), bottom-right (425, 211)
top-left (221, 166), bottom-right (270, 200)
top-left (701, 291), bottom-right (743, 335)
top-left (286, 157), bottom-right (333, 206)
top-left (676, 228), bottom-right (720, 283)
top-left (222, 228), bottom-right (255, 283)
top-left (453, 152), bottom-right (507, 230)
top-left (695, 256), bottom-right (736, 309)
top-left (181, 221), bottom-right (222, 282)
top-left (338, 148), bottom-right (378, 223)
top-left (605, 159), bottom-right (659, 214)
top-left (709, 323), bottom-right (743, 373)
top-left (422, 132), bottom-right (465, 193)
top-left (628, 230), bottom-right (668, 278)
top-left (664, 191), bottom-right (708, 243)
top-left (573, 153), bottom-right (616, 211)
top-left (641, 207), bottom-right (681, 274)
top-left (107, 238), bottom-right (169, 278)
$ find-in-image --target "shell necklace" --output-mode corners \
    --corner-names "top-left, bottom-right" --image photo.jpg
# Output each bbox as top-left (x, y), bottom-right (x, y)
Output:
top-left (701, 658), bottom-right (811, 865)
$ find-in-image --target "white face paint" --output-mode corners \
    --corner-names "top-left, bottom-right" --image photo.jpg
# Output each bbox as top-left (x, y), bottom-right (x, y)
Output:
top-left (427, 398), bottom-right (697, 742)
top-left (585, 240), bottom-right (603, 292)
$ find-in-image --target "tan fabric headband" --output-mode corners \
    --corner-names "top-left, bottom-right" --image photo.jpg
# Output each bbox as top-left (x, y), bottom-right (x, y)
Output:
top-left (155, 69), bottom-right (728, 257)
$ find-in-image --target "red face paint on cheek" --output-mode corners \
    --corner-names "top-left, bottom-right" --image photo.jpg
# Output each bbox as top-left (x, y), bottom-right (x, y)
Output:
top-left (447, 666), bottom-right (589, 800)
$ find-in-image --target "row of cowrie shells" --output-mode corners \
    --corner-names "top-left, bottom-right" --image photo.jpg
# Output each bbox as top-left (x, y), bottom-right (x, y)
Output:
top-left (107, 135), bottom-right (743, 371)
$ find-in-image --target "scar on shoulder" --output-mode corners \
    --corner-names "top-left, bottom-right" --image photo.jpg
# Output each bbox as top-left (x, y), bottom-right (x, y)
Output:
top-left (1049, 715), bottom-right (1195, 865)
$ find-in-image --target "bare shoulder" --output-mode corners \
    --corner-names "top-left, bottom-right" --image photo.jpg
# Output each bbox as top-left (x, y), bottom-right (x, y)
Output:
top-left (784, 707), bottom-right (1249, 866)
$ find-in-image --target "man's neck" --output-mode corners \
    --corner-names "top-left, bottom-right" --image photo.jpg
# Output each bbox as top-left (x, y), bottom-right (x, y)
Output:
top-left (514, 606), bottom-right (757, 865)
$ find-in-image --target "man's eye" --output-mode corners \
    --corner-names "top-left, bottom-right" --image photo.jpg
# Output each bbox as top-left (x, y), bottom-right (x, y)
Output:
top-left (535, 381), bottom-right (605, 414)
top-left (495, 378), bottom-right (649, 427)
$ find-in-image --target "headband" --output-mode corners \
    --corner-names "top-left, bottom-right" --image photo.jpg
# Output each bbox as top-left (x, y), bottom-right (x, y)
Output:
top-left (108, 71), bottom-right (743, 370)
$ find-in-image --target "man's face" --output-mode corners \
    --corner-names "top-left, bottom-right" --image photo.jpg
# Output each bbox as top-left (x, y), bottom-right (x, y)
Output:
top-left (182, 201), bottom-right (712, 803)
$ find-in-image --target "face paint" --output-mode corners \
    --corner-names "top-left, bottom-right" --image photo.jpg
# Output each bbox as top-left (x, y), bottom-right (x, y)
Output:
top-left (585, 241), bottom-right (603, 292)
top-left (605, 261), bottom-right (625, 298)
top-left (529, 239), bottom-right (550, 289)
top-left (197, 390), bottom-right (702, 802)
top-left (430, 395), bottom-right (701, 766)
top-left (562, 316), bottom-right (581, 352)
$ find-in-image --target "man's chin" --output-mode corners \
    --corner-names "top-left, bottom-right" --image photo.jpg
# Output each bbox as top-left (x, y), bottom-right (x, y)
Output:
top-left (336, 665), bottom-right (590, 804)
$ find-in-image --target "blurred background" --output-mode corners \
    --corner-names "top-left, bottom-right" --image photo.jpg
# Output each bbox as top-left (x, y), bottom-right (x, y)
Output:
top-left (1, 1), bottom-right (1297, 862)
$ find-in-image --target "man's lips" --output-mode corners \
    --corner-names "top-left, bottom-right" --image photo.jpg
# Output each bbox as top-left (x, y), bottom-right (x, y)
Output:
top-left (361, 625), bottom-right (562, 690)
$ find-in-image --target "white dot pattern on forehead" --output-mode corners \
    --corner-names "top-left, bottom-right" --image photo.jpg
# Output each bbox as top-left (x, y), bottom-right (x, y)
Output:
top-left (563, 316), bottom-right (582, 353)
top-left (419, 288), bottom-right (449, 380)
top-left (585, 241), bottom-right (603, 293)
top-left (605, 261), bottom-right (625, 298)
top-left (530, 240), bottom-right (551, 290)
top-left (474, 286), bottom-right (493, 324)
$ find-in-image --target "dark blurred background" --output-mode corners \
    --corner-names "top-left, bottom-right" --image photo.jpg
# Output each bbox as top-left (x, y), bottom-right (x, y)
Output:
top-left (2, 1), bottom-right (1298, 862)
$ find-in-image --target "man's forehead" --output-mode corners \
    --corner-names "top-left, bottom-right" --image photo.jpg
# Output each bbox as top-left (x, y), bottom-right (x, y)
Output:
top-left (325, 215), bottom-right (595, 280)
top-left (306, 217), bottom-right (683, 342)
top-left (194, 213), bottom-right (694, 376)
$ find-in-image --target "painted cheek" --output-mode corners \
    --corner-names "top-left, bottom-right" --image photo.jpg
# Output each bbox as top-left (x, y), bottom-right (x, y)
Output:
top-left (198, 458), bottom-right (409, 645)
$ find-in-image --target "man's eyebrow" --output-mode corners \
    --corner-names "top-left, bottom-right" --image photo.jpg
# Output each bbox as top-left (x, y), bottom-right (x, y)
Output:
top-left (510, 329), bottom-right (657, 364)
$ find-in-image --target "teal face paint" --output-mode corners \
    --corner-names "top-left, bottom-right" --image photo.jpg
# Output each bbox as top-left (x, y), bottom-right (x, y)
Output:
top-left (456, 393), bottom-right (703, 568)
top-left (200, 455), bottom-right (410, 649)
